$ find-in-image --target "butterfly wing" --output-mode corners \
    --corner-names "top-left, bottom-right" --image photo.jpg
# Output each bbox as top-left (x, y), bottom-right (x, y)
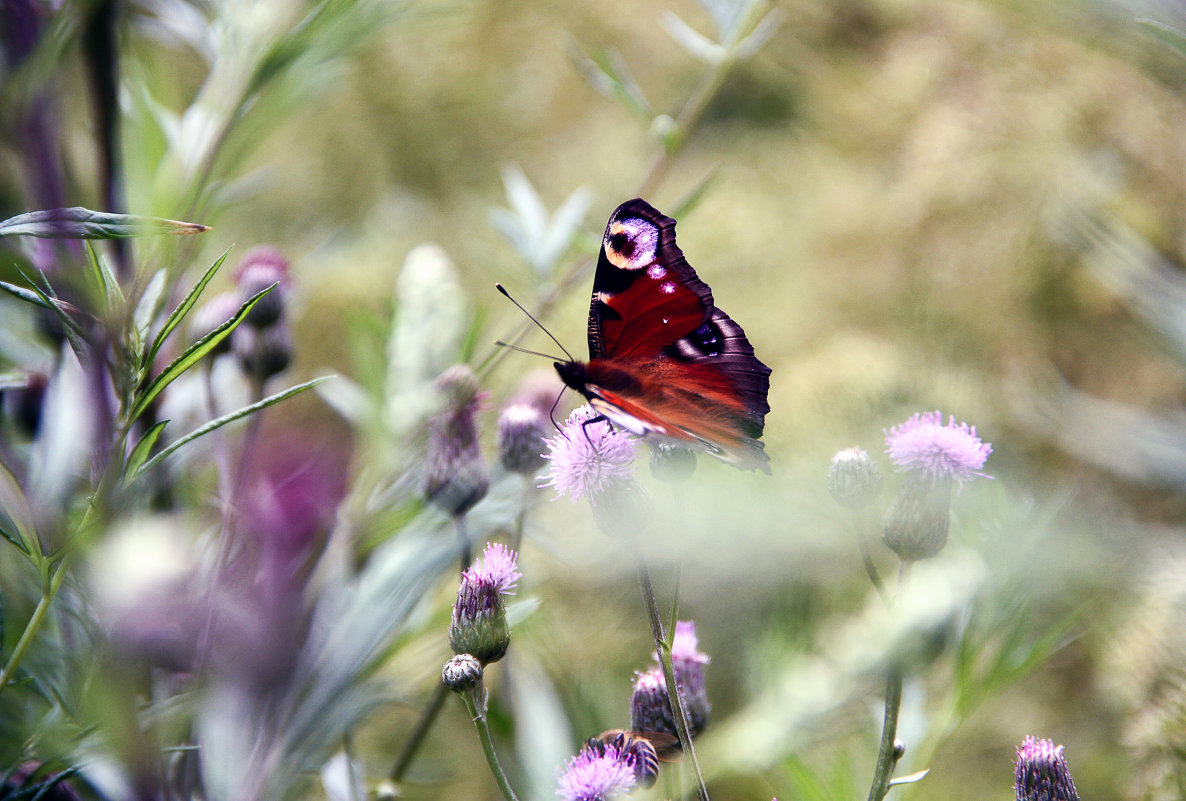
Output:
top-left (582, 198), bottom-right (771, 471)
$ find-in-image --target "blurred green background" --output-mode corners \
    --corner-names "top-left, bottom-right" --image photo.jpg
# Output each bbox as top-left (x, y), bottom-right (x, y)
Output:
top-left (9, 0), bottom-right (1186, 799)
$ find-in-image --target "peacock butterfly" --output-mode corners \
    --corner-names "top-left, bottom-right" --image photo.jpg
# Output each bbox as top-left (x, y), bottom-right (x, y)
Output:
top-left (554, 198), bottom-right (771, 472)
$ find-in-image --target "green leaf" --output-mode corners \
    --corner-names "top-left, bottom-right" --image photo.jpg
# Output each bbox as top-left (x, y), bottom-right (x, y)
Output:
top-left (6, 269), bottom-right (88, 358)
top-left (670, 169), bottom-right (720, 220)
top-left (128, 284), bottom-right (272, 423)
top-left (135, 377), bottom-right (331, 476)
top-left (84, 242), bottom-right (125, 307)
top-left (146, 249), bottom-right (230, 368)
top-left (132, 269), bottom-right (168, 355)
top-left (0, 207), bottom-right (210, 239)
top-left (124, 420), bottom-right (169, 479)
top-left (1137, 18), bottom-right (1186, 59)
top-left (567, 40), bottom-right (652, 121)
top-left (888, 769), bottom-right (930, 786)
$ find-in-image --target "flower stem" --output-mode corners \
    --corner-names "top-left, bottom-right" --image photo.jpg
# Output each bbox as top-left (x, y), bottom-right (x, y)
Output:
top-left (454, 512), bottom-right (472, 574)
top-left (637, 560), bottom-right (710, 801)
top-left (460, 683), bottom-right (520, 801)
top-left (865, 667), bottom-right (904, 801)
top-left (853, 511), bottom-right (888, 604)
top-left (388, 683), bottom-right (449, 781)
top-left (0, 553), bottom-right (70, 695)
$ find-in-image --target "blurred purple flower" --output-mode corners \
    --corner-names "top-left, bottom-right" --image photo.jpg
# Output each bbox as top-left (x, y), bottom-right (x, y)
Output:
top-left (424, 365), bottom-right (490, 516)
top-left (659, 620), bottom-right (711, 737)
top-left (1015, 736), bottom-right (1080, 801)
top-left (498, 401), bottom-right (550, 475)
top-left (235, 245), bottom-right (292, 329)
top-left (885, 411), bottom-right (992, 484)
top-left (630, 667), bottom-right (675, 741)
top-left (542, 406), bottom-right (637, 502)
top-left (557, 741), bottom-right (637, 801)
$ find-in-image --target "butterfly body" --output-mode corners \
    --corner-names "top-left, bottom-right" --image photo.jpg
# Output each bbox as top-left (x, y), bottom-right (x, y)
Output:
top-left (555, 198), bottom-right (771, 472)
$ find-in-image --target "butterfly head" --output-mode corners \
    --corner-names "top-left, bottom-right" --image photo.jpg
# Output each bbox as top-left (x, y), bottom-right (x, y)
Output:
top-left (604, 215), bottom-right (660, 271)
top-left (554, 360), bottom-right (587, 395)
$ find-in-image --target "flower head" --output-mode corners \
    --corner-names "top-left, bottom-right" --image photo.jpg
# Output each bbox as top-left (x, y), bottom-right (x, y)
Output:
top-left (663, 620), bottom-right (711, 737)
top-left (498, 401), bottom-right (550, 475)
top-left (542, 406), bottom-right (637, 502)
top-left (441, 653), bottom-right (483, 693)
top-left (884, 411), bottom-right (992, 484)
top-left (1015, 737), bottom-right (1080, 801)
top-left (424, 365), bottom-right (490, 516)
top-left (630, 667), bottom-right (676, 741)
top-left (449, 542), bottom-right (520, 663)
top-left (235, 245), bottom-right (292, 329)
top-left (557, 742), bottom-right (637, 801)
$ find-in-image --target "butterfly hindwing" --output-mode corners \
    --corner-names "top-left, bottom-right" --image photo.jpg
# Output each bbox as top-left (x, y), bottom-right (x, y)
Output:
top-left (561, 198), bottom-right (772, 471)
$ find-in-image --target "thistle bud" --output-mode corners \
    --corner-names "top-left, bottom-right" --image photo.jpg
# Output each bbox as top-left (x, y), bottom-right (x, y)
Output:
top-left (828, 447), bottom-right (882, 509)
top-left (1014, 737), bottom-right (1080, 801)
top-left (497, 402), bottom-right (549, 475)
top-left (441, 653), bottom-right (483, 693)
top-left (235, 246), bottom-right (291, 329)
top-left (882, 475), bottom-right (952, 562)
top-left (3, 372), bottom-right (48, 437)
top-left (448, 543), bottom-right (520, 664)
top-left (649, 442), bottom-right (697, 483)
top-left (630, 668), bottom-right (677, 744)
top-left (667, 620), bottom-right (711, 737)
top-left (233, 323), bottom-right (293, 382)
top-left (423, 365), bottom-right (489, 516)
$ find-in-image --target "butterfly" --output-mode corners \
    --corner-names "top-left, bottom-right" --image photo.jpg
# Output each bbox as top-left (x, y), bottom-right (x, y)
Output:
top-left (554, 198), bottom-right (771, 472)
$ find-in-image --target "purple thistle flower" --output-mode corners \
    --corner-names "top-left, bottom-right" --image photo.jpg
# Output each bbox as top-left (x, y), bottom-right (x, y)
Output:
top-left (498, 401), bottom-right (550, 475)
top-left (424, 365), bottom-right (490, 516)
top-left (1015, 737), bottom-right (1080, 801)
top-left (557, 742), bottom-right (637, 801)
top-left (630, 667), bottom-right (677, 741)
top-left (542, 406), bottom-right (637, 502)
top-left (884, 411), bottom-right (992, 484)
top-left (450, 542), bottom-right (521, 664)
top-left (661, 620), bottom-right (711, 737)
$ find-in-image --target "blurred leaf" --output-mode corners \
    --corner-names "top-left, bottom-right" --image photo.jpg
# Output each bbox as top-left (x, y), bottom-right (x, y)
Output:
top-left (136, 377), bottom-right (330, 475)
top-left (490, 167), bottom-right (592, 280)
top-left (510, 653), bottom-right (573, 801)
top-left (146, 250), bottom-right (231, 369)
top-left (321, 750), bottom-right (366, 801)
top-left (83, 243), bottom-right (125, 308)
top-left (670, 170), bottom-right (721, 220)
top-left (129, 284), bottom-right (272, 422)
top-left (316, 373), bottom-right (375, 426)
top-left (0, 459), bottom-right (38, 559)
top-left (1137, 17), bottom-right (1186, 59)
top-left (132, 269), bottom-right (168, 356)
top-left (566, 41), bottom-right (652, 121)
top-left (734, 7), bottom-right (784, 60)
top-left (0, 207), bottom-right (209, 239)
top-left (1, 271), bottom-right (87, 358)
top-left (663, 13), bottom-right (727, 63)
top-left (123, 420), bottom-right (169, 480)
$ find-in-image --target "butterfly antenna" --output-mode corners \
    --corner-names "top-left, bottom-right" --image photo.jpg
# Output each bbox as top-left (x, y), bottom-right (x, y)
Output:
top-left (495, 283), bottom-right (575, 362)
top-left (493, 340), bottom-right (565, 361)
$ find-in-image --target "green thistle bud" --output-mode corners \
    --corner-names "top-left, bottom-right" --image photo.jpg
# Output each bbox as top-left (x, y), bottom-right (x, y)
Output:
top-left (828, 447), bottom-right (883, 509)
top-left (423, 365), bottom-right (489, 516)
top-left (882, 475), bottom-right (952, 561)
top-left (442, 653), bottom-right (483, 693)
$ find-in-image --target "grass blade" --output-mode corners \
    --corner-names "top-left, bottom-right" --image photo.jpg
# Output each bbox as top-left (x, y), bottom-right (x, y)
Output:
top-left (135, 377), bottom-right (331, 475)
top-left (0, 207), bottom-right (210, 239)
top-left (128, 284), bottom-right (272, 422)
top-left (146, 249), bottom-right (230, 368)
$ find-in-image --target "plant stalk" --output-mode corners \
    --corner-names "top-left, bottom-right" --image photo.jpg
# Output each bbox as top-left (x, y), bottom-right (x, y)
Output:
top-left (389, 683), bottom-right (449, 782)
top-left (461, 684), bottom-right (520, 801)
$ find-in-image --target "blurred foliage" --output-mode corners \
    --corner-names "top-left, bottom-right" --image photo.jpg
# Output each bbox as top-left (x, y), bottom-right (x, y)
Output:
top-left (6, 0), bottom-right (1186, 800)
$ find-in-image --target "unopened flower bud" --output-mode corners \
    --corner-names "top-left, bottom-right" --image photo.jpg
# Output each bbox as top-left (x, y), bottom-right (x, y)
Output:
top-left (497, 402), bottom-right (549, 475)
top-left (233, 323), bottom-right (292, 382)
top-left (449, 543), bottom-right (520, 664)
top-left (441, 653), bottom-right (483, 692)
top-left (424, 365), bottom-right (489, 516)
top-left (630, 668), bottom-right (677, 743)
top-left (828, 447), bottom-right (882, 509)
top-left (882, 475), bottom-right (952, 562)
top-left (1015, 737), bottom-right (1080, 801)
top-left (649, 442), bottom-right (697, 483)
top-left (235, 246), bottom-right (291, 329)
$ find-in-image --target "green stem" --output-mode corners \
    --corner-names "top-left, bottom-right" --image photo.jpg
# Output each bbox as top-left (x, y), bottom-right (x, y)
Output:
top-left (854, 512), bottom-right (888, 605)
top-left (460, 684), bottom-right (520, 801)
top-left (865, 668), bottom-right (904, 801)
top-left (637, 561), bottom-right (710, 801)
top-left (389, 683), bottom-right (449, 781)
top-left (0, 553), bottom-right (70, 694)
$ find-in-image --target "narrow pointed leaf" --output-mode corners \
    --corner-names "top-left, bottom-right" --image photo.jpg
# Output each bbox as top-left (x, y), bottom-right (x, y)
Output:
top-left (84, 242), bottom-right (125, 306)
top-left (136, 377), bottom-right (331, 475)
top-left (147, 249), bottom-right (230, 367)
top-left (129, 284), bottom-right (272, 422)
top-left (133, 269), bottom-right (168, 354)
top-left (7, 270), bottom-right (88, 358)
top-left (888, 769), bottom-right (930, 786)
top-left (662, 12), bottom-right (726, 63)
top-left (0, 207), bottom-right (210, 239)
top-left (124, 420), bottom-right (169, 479)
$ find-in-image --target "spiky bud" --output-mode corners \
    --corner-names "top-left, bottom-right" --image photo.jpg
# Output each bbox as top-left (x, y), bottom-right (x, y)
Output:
top-left (448, 543), bottom-right (520, 664)
top-left (441, 653), bottom-right (483, 693)
top-left (235, 246), bottom-right (291, 329)
top-left (423, 365), bottom-right (489, 516)
top-left (497, 402), bottom-right (549, 475)
top-left (828, 447), bottom-right (883, 509)
top-left (630, 668), bottom-right (677, 742)
top-left (882, 475), bottom-right (952, 561)
top-left (1015, 737), bottom-right (1080, 801)
top-left (233, 323), bottom-right (293, 382)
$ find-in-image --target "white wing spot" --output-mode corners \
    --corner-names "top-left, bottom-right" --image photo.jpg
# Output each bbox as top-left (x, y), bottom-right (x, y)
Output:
top-left (647, 265), bottom-right (667, 280)
top-left (660, 281), bottom-right (676, 294)
top-left (662, 317), bottom-right (670, 324)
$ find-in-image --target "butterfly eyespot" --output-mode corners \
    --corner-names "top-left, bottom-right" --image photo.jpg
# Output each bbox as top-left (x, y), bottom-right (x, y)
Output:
top-left (604, 217), bottom-right (659, 271)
